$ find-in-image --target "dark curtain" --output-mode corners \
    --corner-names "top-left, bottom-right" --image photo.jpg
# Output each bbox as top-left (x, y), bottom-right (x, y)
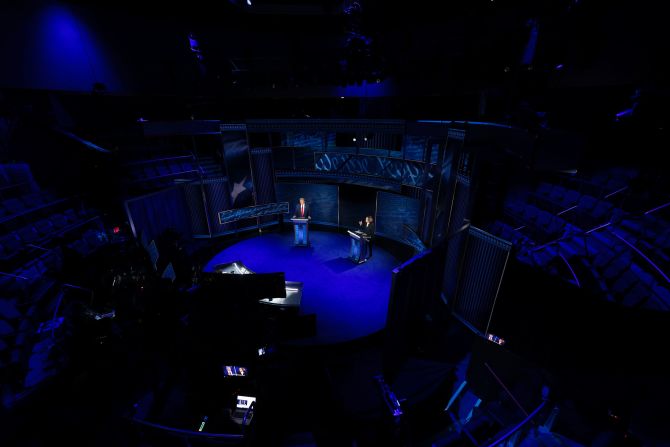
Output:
top-left (183, 181), bottom-right (210, 236)
top-left (430, 137), bottom-right (459, 245)
top-left (125, 186), bottom-right (191, 243)
top-left (251, 148), bottom-right (276, 225)
top-left (204, 178), bottom-right (233, 235)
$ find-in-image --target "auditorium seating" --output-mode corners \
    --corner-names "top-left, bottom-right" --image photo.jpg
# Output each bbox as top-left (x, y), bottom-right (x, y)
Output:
top-left (488, 167), bottom-right (670, 311)
top-left (0, 164), bottom-right (109, 409)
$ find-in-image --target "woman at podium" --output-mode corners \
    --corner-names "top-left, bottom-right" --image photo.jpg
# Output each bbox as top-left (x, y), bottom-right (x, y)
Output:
top-left (358, 216), bottom-right (375, 258)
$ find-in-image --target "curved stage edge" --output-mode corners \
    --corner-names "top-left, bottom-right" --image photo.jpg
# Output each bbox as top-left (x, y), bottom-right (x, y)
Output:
top-left (204, 229), bottom-right (401, 345)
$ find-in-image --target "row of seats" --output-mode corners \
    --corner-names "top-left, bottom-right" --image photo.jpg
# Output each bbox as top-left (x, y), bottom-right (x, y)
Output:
top-left (0, 164), bottom-right (109, 407)
top-left (489, 222), bottom-right (670, 310)
top-left (532, 184), bottom-right (622, 228)
top-left (0, 163), bottom-right (37, 194)
top-left (0, 249), bottom-right (62, 300)
top-left (67, 228), bottom-right (109, 257)
top-left (504, 201), bottom-right (570, 242)
top-left (0, 208), bottom-right (91, 262)
top-left (488, 221), bottom-right (532, 247)
top-left (490, 164), bottom-right (670, 312)
top-left (1, 286), bottom-right (67, 406)
top-left (571, 230), bottom-right (669, 309)
top-left (0, 191), bottom-right (60, 223)
top-left (562, 167), bottom-right (636, 201)
top-left (490, 216), bottom-right (670, 311)
top-left (1, 228), bottom-right (108, 408)
top-left (619, 214), bottom-right (670, 245)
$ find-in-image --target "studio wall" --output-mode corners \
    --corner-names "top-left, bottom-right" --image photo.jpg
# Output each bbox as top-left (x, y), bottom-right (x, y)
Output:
top-left (275, 183), bottom-right (339, 226)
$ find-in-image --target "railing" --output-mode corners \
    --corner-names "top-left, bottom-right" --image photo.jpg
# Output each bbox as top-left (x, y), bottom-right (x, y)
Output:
top-left (130, 417), bottom-right (245, 445)
top-left (128, 169), bottom-right (202, 184)
top-left (400, 224), bottom-right (427, 252)
top-left (0, 181), bottom-right (30, 195)
top-left (123, 154), bottom-right (196, 167)
top-left (0, 197), bottom-right (69, 226)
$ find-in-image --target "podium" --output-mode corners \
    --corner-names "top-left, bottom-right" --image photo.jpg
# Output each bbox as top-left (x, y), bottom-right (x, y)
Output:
top-left (291, 218), bottom-right (310, 246)
top-left (347, 230), bottom-right (370, 264)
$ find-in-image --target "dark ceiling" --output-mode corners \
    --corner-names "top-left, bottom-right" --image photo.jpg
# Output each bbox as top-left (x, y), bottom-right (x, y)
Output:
top-left (7, 0), bottom-right (667, 95)
top-left (1, 1), bottom-right (668, 139)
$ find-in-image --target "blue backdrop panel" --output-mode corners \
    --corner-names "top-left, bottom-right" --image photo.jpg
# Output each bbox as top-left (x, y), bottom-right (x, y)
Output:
top-left (250, 148), bottom-right (277, 224)
top-left (218, 202), bottom-right (289, 224)
top-left (282, 131), bottom-right (324, 149)
top-left (183, 181), bottom-right (210, 236)
top-left (376, 192), bottom-right (420, 242)
top-left (204, 177), bottom-right (234, 235)
top-left (431, 138), bottom-right (457, 245)
top-left (338, 184), bottom-right (376, 231)
top-left (250, 148), bottom-right (276, 205)
top-left (125, 186), bottom-right (191, 242)
top-left (314, 153), bottom-right (427, 187)
top-left (275, 183), bottom-right (339, 226)
top-left (403, 135), bottom-right (428, 161)
top-left (221, 126), bottom-right (254, 209)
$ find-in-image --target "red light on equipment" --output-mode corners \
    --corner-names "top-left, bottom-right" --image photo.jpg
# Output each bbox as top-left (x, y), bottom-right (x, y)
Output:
top-left (113, 226), bottom-right (120, 234)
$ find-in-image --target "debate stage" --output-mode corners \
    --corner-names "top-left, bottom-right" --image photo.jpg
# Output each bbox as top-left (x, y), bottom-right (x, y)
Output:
top-left (204, 230), bottom-right (401, 344)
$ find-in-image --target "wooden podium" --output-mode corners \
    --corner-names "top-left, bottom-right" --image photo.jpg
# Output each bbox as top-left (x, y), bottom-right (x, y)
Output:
top-left (291, 218), bottom-right (310, 246)
top-left (347, 230), bottom-right (370, 264)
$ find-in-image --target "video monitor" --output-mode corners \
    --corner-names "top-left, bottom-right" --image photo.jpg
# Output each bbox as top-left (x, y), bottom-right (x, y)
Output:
top-left (223, 365), bottom-right (248, 377)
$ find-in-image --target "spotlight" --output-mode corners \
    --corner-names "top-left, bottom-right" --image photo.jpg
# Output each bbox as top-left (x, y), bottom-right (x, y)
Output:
top-left (188, 33), bottom-right (204, 61)
top-left (246, 0), bottom-right (251, 5)
top-left (352, 137), bottom-right (357, 142)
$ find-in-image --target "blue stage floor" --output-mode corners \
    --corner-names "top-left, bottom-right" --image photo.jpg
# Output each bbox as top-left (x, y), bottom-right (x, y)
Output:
top-left (204, 230), bottom-right (400, 345)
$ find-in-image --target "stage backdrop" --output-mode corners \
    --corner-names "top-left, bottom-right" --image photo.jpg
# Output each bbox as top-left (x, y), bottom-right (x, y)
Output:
top-left (275, 183), bottom-right (339, 226)
top-left (221, 125), bottom-right (254, 209)
top-left (125, 186), bottom-right (191, 243)
top-left (375, 191), bottom-right (420, 243)
top-left (338, 184), bottom-right (377, 231)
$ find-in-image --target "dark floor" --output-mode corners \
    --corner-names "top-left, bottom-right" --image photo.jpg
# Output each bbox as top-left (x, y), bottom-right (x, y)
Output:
top-left (1, 311), bottom-right (476, 446)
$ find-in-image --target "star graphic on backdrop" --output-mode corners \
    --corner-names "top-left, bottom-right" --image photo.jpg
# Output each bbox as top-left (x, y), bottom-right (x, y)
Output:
top-left (231, 176), bottom-right (248, 203)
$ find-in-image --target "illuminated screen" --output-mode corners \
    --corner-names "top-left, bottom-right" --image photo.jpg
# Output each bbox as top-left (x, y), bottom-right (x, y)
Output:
top-left (236, 395), bottom-right (256, 409)
top-left (223, 365), bottom-right (248, 377)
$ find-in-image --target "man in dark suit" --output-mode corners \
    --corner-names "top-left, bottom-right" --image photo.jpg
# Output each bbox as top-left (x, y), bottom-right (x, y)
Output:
top-left (358, 216), bottom-right (375, 258)
top-left (293, 197), bottom-right (311, 219)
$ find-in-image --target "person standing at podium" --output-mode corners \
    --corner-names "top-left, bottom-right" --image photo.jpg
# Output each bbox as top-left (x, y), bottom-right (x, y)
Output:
top-left (358, 216), bottom-right (375, 258)
top-left (293, 197), bottom-right (311, 220)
